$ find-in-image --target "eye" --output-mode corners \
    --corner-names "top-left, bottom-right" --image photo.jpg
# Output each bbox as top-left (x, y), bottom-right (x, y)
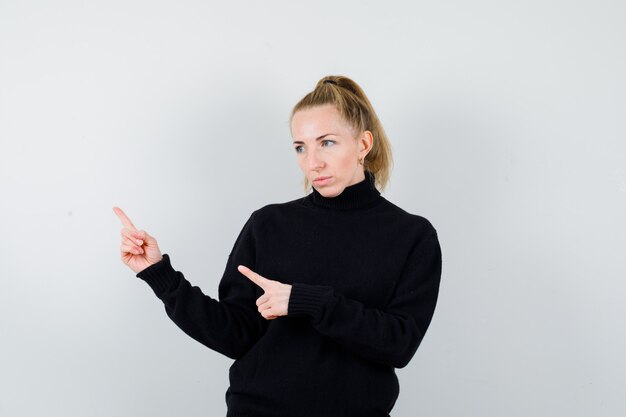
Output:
top-left (294, 145), bottom-right (304, 153)
top-left (321, 140), bottom-right (336, 147)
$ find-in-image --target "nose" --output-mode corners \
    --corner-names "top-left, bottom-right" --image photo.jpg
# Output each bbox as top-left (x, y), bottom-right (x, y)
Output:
top-left (307, 148), bottom-right (325, 171)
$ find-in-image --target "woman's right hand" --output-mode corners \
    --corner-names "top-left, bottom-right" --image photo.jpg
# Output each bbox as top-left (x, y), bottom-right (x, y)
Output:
top-left (113, 206), bottom-right (163, 274)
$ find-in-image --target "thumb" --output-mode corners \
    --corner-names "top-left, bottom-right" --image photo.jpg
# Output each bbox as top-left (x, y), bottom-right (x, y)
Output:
top-left (135, 230), bottom-right (157, 246)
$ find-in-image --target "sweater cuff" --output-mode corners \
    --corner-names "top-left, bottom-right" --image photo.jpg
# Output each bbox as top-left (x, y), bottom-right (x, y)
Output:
top-left (136, 253), bottom-right (179, 298)
top-left (288, 282), bottom-right (334, 320)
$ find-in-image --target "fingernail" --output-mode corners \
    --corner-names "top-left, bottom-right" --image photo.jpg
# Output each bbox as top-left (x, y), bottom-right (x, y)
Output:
top-left (136, 239), bottom-right (143, 245)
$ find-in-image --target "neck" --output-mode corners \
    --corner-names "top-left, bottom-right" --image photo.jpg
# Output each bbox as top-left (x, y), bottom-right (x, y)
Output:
top-left (306, 171), bottom-right (381, 210)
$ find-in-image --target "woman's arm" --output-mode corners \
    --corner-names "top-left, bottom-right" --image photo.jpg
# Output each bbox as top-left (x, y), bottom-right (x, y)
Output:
top-left (287, 230), bottom-right (442, 369)
top-left (136, 212), bottom-right (268, 360)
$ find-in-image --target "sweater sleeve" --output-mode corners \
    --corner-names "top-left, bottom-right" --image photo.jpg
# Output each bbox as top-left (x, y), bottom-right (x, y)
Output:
top-left (135, 212), bottom-right (267, 360)
top-left (287, 230), bottom-right (442, 369)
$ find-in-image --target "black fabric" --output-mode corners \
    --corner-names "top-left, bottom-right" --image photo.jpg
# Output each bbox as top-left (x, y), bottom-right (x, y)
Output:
top-left (136, 171), bottom-right (442, 417)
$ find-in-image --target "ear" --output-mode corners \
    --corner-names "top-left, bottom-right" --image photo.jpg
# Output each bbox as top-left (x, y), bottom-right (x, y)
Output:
top-left (359, 130), bottom-right (374, 155)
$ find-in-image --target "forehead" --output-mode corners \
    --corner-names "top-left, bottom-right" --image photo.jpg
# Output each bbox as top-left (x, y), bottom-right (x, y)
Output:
top-left (291, 104), bottom-right (355, 140)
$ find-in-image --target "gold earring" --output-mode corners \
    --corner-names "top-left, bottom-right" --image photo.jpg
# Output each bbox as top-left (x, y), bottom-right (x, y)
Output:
top-left (358, 157), bottom-right (364, 165)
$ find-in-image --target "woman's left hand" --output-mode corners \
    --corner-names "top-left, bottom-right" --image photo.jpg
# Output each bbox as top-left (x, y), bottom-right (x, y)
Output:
top-left (237, 265), bottom-right (292, 320)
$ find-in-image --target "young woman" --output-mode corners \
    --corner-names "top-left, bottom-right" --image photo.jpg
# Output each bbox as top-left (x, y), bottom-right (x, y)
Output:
top-left (114, 75), bottom-right (442, 417)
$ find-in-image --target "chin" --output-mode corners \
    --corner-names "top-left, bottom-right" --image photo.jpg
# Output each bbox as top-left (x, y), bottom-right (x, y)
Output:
top-left (317, 186), bottom-right (342, 198)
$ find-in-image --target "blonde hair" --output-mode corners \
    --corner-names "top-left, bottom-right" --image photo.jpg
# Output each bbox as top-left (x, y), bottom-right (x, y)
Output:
top-left (290, 75), bottom-right (393, 194)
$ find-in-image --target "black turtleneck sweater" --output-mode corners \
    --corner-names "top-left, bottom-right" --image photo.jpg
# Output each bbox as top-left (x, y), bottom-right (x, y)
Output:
top-left (136, 171), bottom-right (442, 417)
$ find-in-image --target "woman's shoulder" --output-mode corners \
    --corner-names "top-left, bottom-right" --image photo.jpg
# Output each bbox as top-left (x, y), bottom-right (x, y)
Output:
top-left (244, 196), bottom-right (308, 225)
top-left (251, 196), bottom-right (306, 215)
top-left (378, 197), bottom-right (438, 235)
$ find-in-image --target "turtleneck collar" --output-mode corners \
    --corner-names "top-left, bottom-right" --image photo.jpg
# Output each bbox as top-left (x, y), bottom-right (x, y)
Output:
top-left (306, 170), bottom-right (381, 210)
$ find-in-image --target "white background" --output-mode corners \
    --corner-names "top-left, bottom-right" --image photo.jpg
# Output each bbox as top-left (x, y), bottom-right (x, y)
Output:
top-left (1, 1), bottom-right (625, 416)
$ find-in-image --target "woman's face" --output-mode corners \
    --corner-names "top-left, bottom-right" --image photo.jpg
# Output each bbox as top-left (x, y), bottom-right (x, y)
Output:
top-left (291, 104), bottom-right (372, 198)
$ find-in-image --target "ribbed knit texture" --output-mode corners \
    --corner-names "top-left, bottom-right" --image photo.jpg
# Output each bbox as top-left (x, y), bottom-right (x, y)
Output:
top-left (308, 170), bottom-right (381, 210)
top-left (136, 171), bottom-right (442, 417)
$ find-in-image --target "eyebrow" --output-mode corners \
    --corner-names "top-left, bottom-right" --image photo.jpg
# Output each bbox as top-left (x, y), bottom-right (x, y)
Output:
top-left (292, 133), bottom-right (336, 145)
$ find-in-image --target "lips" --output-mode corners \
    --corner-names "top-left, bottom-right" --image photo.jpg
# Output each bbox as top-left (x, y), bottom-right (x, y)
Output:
top-left (313, 176), bottom-right (332, 186)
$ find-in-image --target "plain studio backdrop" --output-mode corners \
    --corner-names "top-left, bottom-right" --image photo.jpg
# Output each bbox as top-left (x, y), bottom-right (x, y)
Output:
top-left (1, 1), bottom-right (625, 416)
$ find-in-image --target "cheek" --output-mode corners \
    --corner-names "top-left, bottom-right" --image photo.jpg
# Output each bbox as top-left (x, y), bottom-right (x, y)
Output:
top-left (297, 155), bottom-right (309, 173)
top-left (338, 151), bottom-right (355, 170)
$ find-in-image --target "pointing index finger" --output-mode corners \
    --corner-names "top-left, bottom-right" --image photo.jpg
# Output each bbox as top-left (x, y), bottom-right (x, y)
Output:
top-left (113, 206), bottom-right (137, 230)
top-left (238, 265), bottom-right (265, 289)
